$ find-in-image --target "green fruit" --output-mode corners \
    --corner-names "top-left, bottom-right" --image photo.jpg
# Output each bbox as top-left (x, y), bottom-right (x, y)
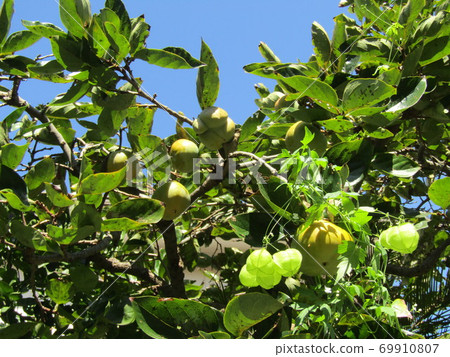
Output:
top-left (256, 269), bottom-right (282, 289)
top-left (246, 249), bottom-right (275, 275)
top-left (198, 106), bottom-right (229, 128)
top-left (273, 248), bottom-right (303, 277)
top-left (285, 121), bottom-right (327, 155)
top-left (239, 264), bottom-right (259, 287)
top-left (293, 220), bottom-right (353, 276)
top-left (379, 223), bottom-right (419, 254)
top-left (193, 106), bottom-right (236, 150)
top-left (106, 150), bottom-right (140, 178)
top-left (152, 181), bottom-right (191, 221)
top-left (170, 139), bottom-right (199, 173)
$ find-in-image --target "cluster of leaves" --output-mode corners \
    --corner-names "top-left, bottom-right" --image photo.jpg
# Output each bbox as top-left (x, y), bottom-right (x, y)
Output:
top-left (0, 0), bottom-right (449, 339)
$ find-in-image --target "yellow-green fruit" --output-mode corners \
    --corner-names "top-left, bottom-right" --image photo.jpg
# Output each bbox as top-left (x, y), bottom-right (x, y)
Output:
top-left (106, 150), bottom-right (140, 178)
top-left (198, 106), bottom-right (229, 128)
top-left (193, 107), bottom-right (236, 150)
top-left (152, 181), bottom-right (191, 221)
top-left (170, 139), bottom-right (199, 173)
top-left (285, 122), bottom-right (327, 156)
top-left (293, 220), bottom-right (353, 276)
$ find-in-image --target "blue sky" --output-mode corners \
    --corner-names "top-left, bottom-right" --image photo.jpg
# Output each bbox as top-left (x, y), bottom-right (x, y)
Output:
top-left (3, 0), bottom-right (352, 139)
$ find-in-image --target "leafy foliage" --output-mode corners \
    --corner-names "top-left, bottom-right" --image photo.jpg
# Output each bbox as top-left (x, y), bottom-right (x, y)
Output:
top-left (0, 0), bottom-right (449, 339)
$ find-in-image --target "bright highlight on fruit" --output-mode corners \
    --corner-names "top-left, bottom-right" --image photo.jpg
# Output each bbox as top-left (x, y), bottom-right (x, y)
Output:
top-left (193, 106), bottom-right (235, 150)
top-left (379, 223), bottom-right (419, 254)
top-left (152, 181), bottom-right (191, 221)
top-left (170, 139), bottom-right (199, 173)
top-left (273, 249), bottom-right (303, 277)
top-left (293, 220), bottom-right (353, 276)
top-left (239, 248), bottom-right (303, 289)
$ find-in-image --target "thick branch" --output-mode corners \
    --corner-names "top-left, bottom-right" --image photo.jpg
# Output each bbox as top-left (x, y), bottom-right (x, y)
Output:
top-left (89, 254), bottom-right (167, 294)
top-left (157, 220), bottom-right (186, 298)
top-left (33, 237), bottom-right (113, 264)
top-left (0, 90), bottom-right (74, 166)
top-left (386, 238), bottom-right (450, 277)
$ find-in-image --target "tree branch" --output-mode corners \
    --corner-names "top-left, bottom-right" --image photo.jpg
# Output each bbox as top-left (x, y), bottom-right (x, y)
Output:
top-left (386, 238), bottom-right (450, 277)
top-left (157, 220), bottom-right (186, 298)
top-left (89, 254), bottom-right (168, 294)
top-left (0, 89), bottom-right (74, 167)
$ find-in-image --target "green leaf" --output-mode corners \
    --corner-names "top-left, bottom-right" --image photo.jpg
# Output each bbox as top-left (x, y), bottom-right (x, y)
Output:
top-left (103, 198), bottom-right (164, 230)
top-left (342, 79), bottom-right (396, 113)
top-left (0, 189), bottom-right (30, 211)
top-left (258, 41), bottom-right (281, 62)
top-left (338, 312), bottom-right (374, 326)
top-left (105, 0), bottom-right (131, 38)
top-left (70, 202), bottom-right (102, 233)
top-left (326, 139), bottom-right (363, 165)
top-left (229, 212), bottom-right (280, 247)
top-left (126, 106), bottom-right (155, 136)
top-left (372, 153), bottom-right (420, 178)
top-left (59, 0), bottom-right (91, 38)
top-left (1, 30), bottom-right (42, 54)
top-left (88, 15), bottom-right (110, 58)
top-left (69, 265), bottom-right (98, 293)
top-left (354, 0), bottom-right (391, 32)
top-left (0, 142), bottom-right (29, 169)
top-left (79, 168), bottom-right (126, 194)
top-left (240, 111), bottom-right (266, 142)
top-left (318, 118), bottom-right (354, 133)
top-left (387, 77), bottom-right (427, 113)
top-left (44, 183), bottom-right (74, 207)
top-left (47, 224), bottom-right (95, 245)
top-left (11, 220), bottom-right (60, 252)
top-left (282, 76), bottom-right (339, 113)
top-left (98, 108), bottom-right (125, 137)
top-left (46, 278), bottom-right (74, 305)
top-left (398, 0), bottom-right (426, 28)
top-left (0, 323), bottom-right (36, 338)
top-left (103, 21), bottom-right (130, 63)
top-left (0, 164), bottom-right (28, 204)
top-left (21, 20), bottom-right (66, 38)
top-left (244, 62), bottom-right (320, 79)
top-left (0, 0), bottom-right (14, 46)
top-left (133, 296), bottom-right (221, 338)
top-left (197, 331), bottom-right (231, 339)
top-left (104, 297), bottom-right (135, 326)
top-left (50, 80), bottom-right (91, 105)
top-left (223, 292), bottom-right (283, 337)
top-left (428, 177), bottom-right (450, 209)
top-left (419, 36), bottom-right (450, 66)
top-left (129, 15), bottom-right (150, 55)
top-left (27, 60), bottom-right (70, 83)
top-left (196, 39), bottom-right (220, 110)
top-left (134, 47), bottom-right (204, 69)
top-left (311, 21), bottom-right (331, 67)
top-left (50, 35), bottom-right (85, 71)
top-left (45, 102), bottom-right (101, 119)
top-left (392, 299), bottom-right (413, 319)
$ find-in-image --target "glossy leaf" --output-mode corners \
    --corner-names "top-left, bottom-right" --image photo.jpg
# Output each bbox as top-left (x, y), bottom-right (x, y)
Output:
top-left (50, 36), bottom-right (85, 71)
top-left (282, 76), bottom-right (339, 113)
top-left (372, 153), bottom-right (420, 178)
top-left (312, 21), bottom-right (331, 67)
top-left (223, 292), bottom-right (283, 337)
top-left (105, 0), bottom-right (131, 38)
top-left (21, 20), bottom-right (66, 38)
top-left (79, 168), bottom-right (126, 194)
top-left (135, 47), bottom-right (204, 69)
top-left (428, 177), bottom-right (450, 209)
top-left (196, 39), bottom-right (220, 110)
top-left (318, 118), bottom-right (354, 133)
top-left (0, 142), bottom-right (29, 169)
top-left (342, 79), bottom-right (396, 113)
top-left (46, 278), bottom-right (74, 305)
top-left (10, 220), bottom-right (60, 253)
top-left (126, 106), bottom-right (155, 136)
top-left (45, 102), bottom-right (101, 119)
top-left (105, 198), bottom-right (164, 224)
top-left (59, 0), bottom-right (91, 38)
top-left (338, 312), bottom-right (374, 326)
top-left (244, 62), bottom-right (320, 79)
top-left (419, 36), bottom-right (450, 66)
top-left (1, 30), bottom-right (41, 54)
top-left (50, 80), bottom-right (91, 105)
top-left (0, 0), bottom-right (14, 46)
top-left (258, 41), bottom-right (281, 62)
top-left (103, 21), bottom-right (130, 63)
top-left (354, 0), bottom-right (391, 32)
top-left (44, 183), bottom-right (74, 207)
top-left (240, 111), bottom-right (265, 142)
top-left (129, 15), bottom-right (150, 55)
top-left (387, 77), bottom-right (427, 113)
top-left (0, 164), bottom-right (28, 204)
top-left (132, 296), bottom-right (221, 338)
